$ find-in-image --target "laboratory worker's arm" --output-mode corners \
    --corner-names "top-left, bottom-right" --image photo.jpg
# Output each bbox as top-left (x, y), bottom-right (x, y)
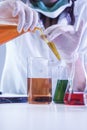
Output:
top-left (43, 21), bottom-right (86, 92)
top-left (0, 0), bottom-right (38, 32)
top-left (43, 22), bottom-right (83, 63)
top-left (43, 0), bottom-right (87, 92)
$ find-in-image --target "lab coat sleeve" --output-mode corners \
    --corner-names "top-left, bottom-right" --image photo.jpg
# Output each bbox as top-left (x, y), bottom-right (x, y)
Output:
top-left (74, 1), bottom-right (87, 53)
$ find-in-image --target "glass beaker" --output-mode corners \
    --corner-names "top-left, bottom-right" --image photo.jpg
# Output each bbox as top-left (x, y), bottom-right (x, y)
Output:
top-left (53, 62), bottom-right (68, 104)
top-left (0, 17), bottom-right (39, 45)
top-left (64, 54), bottom-right (86, 105)
top-left (27, 57), bottom-right (52, 104)
top-left (0, 19), bottom-right (36, 45)
top-left (0, 17), bottom-right (21, 45)
top-left (0, 16), bottom-right (61, 61)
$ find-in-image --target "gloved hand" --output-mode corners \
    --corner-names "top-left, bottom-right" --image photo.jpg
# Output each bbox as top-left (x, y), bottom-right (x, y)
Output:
top-left (43, 22), bottom-right (83, 63)
top-left (0, 0), bottom-right (38, 32)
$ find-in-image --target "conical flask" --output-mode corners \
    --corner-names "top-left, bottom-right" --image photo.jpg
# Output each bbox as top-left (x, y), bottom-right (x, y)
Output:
top-left (83, 53), bottom-right (87, 106)
top-left (64, 54), bottom-right (86, 105)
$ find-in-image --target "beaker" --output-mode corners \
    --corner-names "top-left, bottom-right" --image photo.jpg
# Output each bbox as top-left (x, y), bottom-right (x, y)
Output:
top-left (53, 62), bottom-right (68, 104)
top-left (64, 55), bottom-right (86, 105)
top-left (0, 18), bottom-right (38, 45)
top-left (0, 17), bottom-right (60, 61)
top-left (27, 57), bottom-right (52, 104)
top-left (0, 17), bottom-right (40, 45)
top-left (0, 16), bottom-right (61, 61)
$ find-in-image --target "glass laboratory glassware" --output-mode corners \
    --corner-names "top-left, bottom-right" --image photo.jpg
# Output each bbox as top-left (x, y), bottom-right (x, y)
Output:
top-left (0, 17), bottom-right (22, 44)
top-left (64, 55), bottom-right (85, 105)
top-left (0, 18), bottom-right (61, 61)
top-left (83, 53), bottom-right (87, 106)
top-left (0, 18), bottom-right (38, 45)
top-left (53, 63), bottom-right (68, 104)
top-left (27, 57), bottom-right (52, 104)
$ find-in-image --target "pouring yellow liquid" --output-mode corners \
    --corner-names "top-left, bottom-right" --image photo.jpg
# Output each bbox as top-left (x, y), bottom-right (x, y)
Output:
top-left (0, 24), bottom-right (61, 60)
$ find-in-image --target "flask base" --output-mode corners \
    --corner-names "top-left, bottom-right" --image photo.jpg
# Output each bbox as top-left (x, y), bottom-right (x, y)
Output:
top-left (64, 92), bottom-right (84, 105)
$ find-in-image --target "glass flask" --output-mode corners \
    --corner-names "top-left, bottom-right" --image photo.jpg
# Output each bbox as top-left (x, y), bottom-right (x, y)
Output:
top-left (0, 18), bottom-right (61, 61)
top-left (27, 57), bottom-right (52, 104)
top-left (64, 54), bottom-right (86, 105)
top-left (0, 19), bottom-right (40, 45)
top-left (53, 62), bottom-right (68, 104)
top-left (0, 18), bottom-right (25, 45)
top-left (83, 53), bottom-right (87, 106)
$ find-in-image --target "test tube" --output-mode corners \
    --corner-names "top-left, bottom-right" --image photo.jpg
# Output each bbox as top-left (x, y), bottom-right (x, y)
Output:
top-left (34, 27), bottom-right (61, 61)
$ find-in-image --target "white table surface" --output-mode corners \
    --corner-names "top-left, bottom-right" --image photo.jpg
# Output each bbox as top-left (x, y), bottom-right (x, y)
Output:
top-left (0, 102), bottom-right (87, 130)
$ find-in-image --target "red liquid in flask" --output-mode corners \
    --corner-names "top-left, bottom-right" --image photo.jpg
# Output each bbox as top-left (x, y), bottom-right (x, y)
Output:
top-left (64, 92), bottom-right (84, 105)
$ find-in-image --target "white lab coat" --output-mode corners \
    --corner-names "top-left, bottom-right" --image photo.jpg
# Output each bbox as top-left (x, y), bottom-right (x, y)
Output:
top-left (0, 0), bottom-right (87, 94)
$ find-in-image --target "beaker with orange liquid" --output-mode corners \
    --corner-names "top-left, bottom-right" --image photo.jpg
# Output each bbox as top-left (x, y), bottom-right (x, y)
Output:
top-left (0, 18), bottom-right (31, 45)
top-left (27, 57), bottom-right (52, 104)
top-left (0, 19), bottom-right (61, 61)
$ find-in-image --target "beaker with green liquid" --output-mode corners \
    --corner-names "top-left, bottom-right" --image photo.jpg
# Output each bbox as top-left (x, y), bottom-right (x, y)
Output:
top-left (53, 64), bottom-right (68, 103)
